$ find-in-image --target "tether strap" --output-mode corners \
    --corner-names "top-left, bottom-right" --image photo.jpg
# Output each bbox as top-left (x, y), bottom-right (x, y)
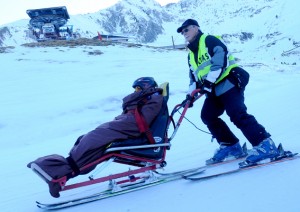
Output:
top-left (66, 156), bottom-right (80, 177)
top-left (134, 108), bottom-right (156, 144)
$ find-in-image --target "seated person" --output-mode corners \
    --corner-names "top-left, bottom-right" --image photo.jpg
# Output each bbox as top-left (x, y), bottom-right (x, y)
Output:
top-left (27, 77), bottom-right (163, 198)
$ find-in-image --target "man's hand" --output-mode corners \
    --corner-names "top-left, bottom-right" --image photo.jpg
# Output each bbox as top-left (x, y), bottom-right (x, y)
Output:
top-left (188, 82), bottom-right (196, 95)
top-left (181, 94), bottom-right (194, 108)
top-left (200, 80), bottom-right (214, 94)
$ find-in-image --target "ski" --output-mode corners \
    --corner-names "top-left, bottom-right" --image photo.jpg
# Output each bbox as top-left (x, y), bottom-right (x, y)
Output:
top-left (36, 167), bottom-right (206, 210)
top-left (35, 147), bottom-right (298, 209)
top-left (154, 156), bottom-right (245, 176)
top-left (37, 180), bottom-right (165, 210)
top-left (183, 151), bottom-right (299, 181)
top-left (36, 156), bottom-right (247, 209)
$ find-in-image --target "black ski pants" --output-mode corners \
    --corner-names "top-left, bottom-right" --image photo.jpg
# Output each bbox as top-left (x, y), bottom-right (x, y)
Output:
top-left (201, 86), bottom-right (270, 147)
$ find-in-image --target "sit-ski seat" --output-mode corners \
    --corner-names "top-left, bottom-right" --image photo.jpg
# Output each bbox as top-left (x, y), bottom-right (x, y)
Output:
top-left (27, 82), bottom-right (172, 197)
top-left (105, 82), bottom-right (170, 160)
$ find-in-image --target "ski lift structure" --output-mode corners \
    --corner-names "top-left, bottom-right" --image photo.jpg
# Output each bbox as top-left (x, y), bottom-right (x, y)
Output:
top-left (26, 6), bottom-right (77, 42)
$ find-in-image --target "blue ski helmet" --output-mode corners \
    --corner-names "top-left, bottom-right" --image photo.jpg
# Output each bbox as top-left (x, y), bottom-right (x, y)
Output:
top-left (132, 77), bottom-right (158, 90)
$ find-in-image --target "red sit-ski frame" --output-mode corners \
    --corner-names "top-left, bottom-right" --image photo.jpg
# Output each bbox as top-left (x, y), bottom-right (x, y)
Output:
top-left (52, 89), bottom-right (202, 192)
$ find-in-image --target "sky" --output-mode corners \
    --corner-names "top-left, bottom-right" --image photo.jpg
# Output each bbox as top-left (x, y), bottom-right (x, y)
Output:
top-left (0, 40), bottom-right (299, 212)
top-left (0, 0), bottom-right (179, 26)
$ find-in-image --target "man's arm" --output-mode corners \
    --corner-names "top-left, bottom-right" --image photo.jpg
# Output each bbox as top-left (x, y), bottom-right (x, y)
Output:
top-left (205, 35), bottom-right (229, 83)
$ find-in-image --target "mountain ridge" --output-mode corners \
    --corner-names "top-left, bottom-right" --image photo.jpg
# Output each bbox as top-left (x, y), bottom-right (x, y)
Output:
top-left (0, 0), bottom-right (299, 64)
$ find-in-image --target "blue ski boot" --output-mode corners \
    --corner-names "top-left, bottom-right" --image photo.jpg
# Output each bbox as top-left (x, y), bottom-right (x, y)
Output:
top-left (206, 142), bottom-right (247, 165)
top-left (239, 138), bottom-right (279, 167)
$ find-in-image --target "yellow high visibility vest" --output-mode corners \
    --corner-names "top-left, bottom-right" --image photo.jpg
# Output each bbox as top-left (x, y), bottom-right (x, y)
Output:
top-left (189, 34), bottom-right (238, 84)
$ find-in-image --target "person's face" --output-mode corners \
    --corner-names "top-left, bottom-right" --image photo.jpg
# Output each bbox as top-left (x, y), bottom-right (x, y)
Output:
top-left (181, 25), bottom-right (198, 42)
top-left (134, 86), bottom-right (142, 92)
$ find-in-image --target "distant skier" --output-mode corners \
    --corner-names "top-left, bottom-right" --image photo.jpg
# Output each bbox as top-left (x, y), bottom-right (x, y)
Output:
top-left (27, 77), bottom-right (163, 198)
top-left (177, 19), bottom-right (279, 166)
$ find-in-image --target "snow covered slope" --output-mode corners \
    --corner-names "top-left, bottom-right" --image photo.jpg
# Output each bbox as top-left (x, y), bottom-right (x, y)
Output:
top-left (0, 37), bottom-right (299, 211)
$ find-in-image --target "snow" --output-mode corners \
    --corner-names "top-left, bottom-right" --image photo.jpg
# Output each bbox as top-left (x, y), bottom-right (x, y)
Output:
top-left (1, 38), bottom-right (300, 212)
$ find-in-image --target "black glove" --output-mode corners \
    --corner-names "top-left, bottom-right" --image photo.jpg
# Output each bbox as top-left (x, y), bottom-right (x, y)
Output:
top-left (200, 80), bottom-right (214, 94)
top-left (181, 94), bottom-right (194, 108)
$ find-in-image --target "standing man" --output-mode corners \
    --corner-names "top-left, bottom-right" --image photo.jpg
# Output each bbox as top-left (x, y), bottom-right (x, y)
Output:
top-left (177, 19), bottom-right (279, 166)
